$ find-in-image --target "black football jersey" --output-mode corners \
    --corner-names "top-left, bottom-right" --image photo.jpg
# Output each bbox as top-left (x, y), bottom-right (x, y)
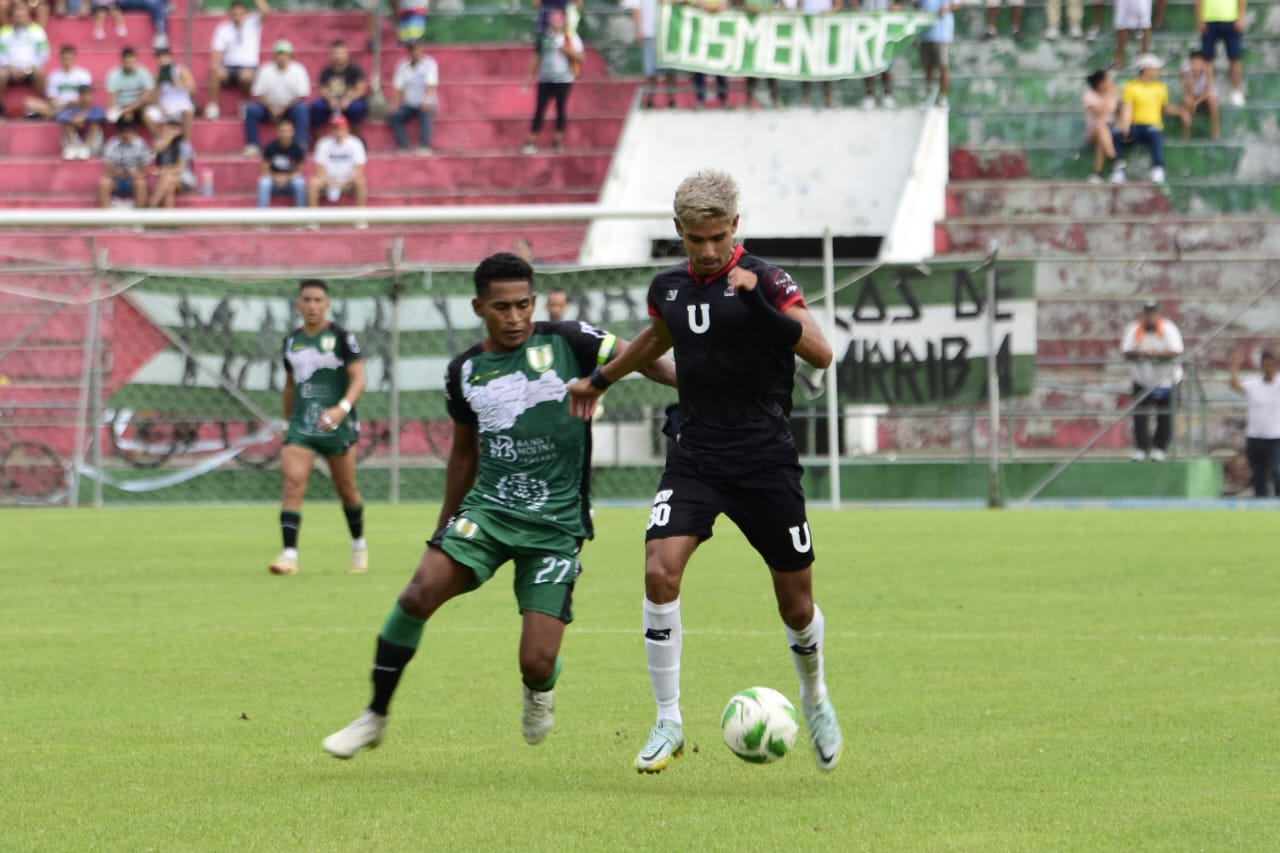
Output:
top-left (647, 247), bottom-right (806, 460)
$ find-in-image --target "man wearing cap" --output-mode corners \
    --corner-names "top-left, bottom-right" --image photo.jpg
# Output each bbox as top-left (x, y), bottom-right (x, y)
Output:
top-left (245, 38), bottom-right (311, 156)
top-left (309, 113), bottom-right (368, 215)
top-left (1121, 300), bottom-right (1184, 461)
top-left (1112, 54), bottom-right (1188, 185)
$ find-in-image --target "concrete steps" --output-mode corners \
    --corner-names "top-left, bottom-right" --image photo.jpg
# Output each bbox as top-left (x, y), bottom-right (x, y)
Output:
top-left (947, 179), bottom-right (1280, 216)
top-left (949, 141), bottom-right (1280, 180)
top-left (938, 214), bottom-right (1280, 255)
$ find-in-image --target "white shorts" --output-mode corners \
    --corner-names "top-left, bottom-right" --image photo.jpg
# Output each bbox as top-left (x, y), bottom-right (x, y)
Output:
top-left (985, 0), bottom-right (1025, 7)
top-left (145, 102), bottom-right (192, 124)
top-left (1114, 0), bottom-right (1152, 30)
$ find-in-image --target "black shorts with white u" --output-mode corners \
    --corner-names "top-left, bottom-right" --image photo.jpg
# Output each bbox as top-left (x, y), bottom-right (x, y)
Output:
top-left (645, 443), bottom-right (815, 572)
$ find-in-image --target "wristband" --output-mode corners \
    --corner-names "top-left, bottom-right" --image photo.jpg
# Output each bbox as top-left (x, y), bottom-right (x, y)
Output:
top-left (589, 366), bottom-right (612, 390)
top-left (338, 399), bottom-right (352, 413)
top-left (739, 284), bottom-right (804, 347)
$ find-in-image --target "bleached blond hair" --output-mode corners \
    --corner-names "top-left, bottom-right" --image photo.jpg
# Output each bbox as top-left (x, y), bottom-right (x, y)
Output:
top-left (672, 170), bottom-right (740, 225)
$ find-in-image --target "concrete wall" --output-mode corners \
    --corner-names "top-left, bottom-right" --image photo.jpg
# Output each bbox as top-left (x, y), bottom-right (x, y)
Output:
top-left (581, 107), bottom-right (948, 265)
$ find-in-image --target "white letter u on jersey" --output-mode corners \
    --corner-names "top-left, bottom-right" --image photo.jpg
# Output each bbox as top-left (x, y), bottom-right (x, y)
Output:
top-left (687, 304), bottom-right (711, 334)
top-left (788, 522), bottom-right (812, 553)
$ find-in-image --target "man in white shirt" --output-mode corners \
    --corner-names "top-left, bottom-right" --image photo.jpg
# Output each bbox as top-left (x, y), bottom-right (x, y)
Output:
top-left (388, 40), bottom-right (438, 153)
top-left (206, 0), bottom-right (270, 120)
top-left (0, 4), bottom-right (50, 115)
top-left (623, 0), bottom-right (676, 109)
top-left (1229, 348), bottom-right (1280, 497)
top-left (1120, 299), bottom-right (1184, 461)
top-left (23, 44), bottom-right (90, 119)
top-left (244, 39), bottom-right (311, 156)
top-left (309, 114), bottom-right (368, 213)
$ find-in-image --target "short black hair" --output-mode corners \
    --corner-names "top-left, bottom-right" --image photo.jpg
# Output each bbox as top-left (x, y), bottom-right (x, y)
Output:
top-left (1262, 350), bottom-right (1277, 362)
top-left (1189, 49), bottom-right (1207, 60)
top-left (122, 47), bottom-right (137, 58)
top-left (1087, 69), bottom-right (1109, 90)
top-left (299, 279), bottom-right (329, 293)
top-left (277, 116), bottom-right (295, 127)
top-left (473, 252), bottom-right (534, 297)
top-left (116, 116), bottom-right (136, 131)
top-left (60, 45), bottom-right (76, 54)
top-left (332, 39), bottom-right (347, 48)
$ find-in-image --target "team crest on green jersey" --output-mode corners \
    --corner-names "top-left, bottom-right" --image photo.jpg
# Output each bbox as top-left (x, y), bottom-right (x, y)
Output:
top-left (526, 344), bottom-right (554, 373)
top-left (319, 333), bottom-right (336, 352)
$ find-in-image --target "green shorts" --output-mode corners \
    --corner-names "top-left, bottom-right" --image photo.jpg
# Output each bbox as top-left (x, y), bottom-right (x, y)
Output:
top-left (285, 425), bottom-right (357, 457)
top-left (429, 507), bottom-right (582, 623)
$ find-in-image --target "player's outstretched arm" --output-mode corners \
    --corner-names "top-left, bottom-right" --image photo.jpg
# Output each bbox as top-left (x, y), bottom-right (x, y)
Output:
top-left (785, 305), bottom-right (834, 370)
top-left (437, 422), bottom-right (479, 529)
top-left (567, 320), bottom-right (674, 419)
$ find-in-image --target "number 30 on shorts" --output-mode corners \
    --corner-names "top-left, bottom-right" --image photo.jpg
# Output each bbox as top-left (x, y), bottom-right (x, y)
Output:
top-left (647, 489), bottom-right (674, 530)
top-left (534, 556), bottom-right (576, 584)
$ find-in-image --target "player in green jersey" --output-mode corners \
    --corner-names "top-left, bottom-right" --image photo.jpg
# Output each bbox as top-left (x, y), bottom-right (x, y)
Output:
top-left (270, 279), bottom-right (369, 576)
top-left (323, 252), bottom-right (675, 758)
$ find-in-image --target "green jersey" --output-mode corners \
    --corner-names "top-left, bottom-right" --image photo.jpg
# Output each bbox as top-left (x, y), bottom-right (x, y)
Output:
top-left (444, 321), bottom-right (619, 538)
top-left (282, 322), bottom-right (362, 442)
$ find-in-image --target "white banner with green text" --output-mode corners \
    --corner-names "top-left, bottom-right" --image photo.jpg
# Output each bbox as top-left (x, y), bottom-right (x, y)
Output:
top-left (657, 6), bottom-right (937, 81)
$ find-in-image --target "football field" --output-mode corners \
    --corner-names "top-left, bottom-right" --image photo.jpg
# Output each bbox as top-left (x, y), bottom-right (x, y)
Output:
top-left (4, 505), bottom-right (1278, 851)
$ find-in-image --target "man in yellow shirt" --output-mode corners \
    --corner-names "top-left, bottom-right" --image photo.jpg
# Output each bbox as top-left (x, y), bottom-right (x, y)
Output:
top-left (1196, 0), bottom-right (1246, 106)
top-left (1111, 54), bottom-right (1189, 185)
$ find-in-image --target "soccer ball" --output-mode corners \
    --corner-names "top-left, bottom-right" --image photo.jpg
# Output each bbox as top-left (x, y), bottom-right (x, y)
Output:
top-left (720, 686), bottom-right (800, 763)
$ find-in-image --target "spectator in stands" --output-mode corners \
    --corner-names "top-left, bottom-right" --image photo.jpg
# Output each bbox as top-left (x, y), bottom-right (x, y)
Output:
top-left (310, 40), bottom-right (369, 132)
top-left (388, 39), bottom-right (437, 154)
top-left (1120, 299), bottom-right (1183, 461)
top-left (534, 0), bottom-right (583, 39)
top-left (856, 0), bottom-right (898, 108)
top-left (1044, 0), bottom-right (1084, 39)
top-left (22, 43), bottom-right (88, 119)
top-left (1112, 53), bottom-right (1186, 185)
top-left (258, 115), bottom-right (307, 207)
top-left (1113, 0), bottom-right (1152, 70)
top-left (394, 0), bottom-right (429, 46)
top-left (918, 0), bottom-right (955, 108)
top-left (244, 39), bottom-right (311, 156)
top-left (1083, 68), bottom-right (1119, 183)
top-left (0, 3), bottom-right (50, 117)
top-left (546, 287), bottom-right (570, 322)
top-left (1085, 0), bottom-right (1104, 40)
top-left (106, 45), bottom-right (153, 125)
top-left (626, 0), bottom-right (676, 109)
top-left (512, 235), bottom-right (537, 263)
top-left (88, 0), bottom-right (127, 42)
top-left (206, 0), bottom-right (270, 120)
top-left (1229, 348), bottom-right (1280, 497)
top-left (1180, 49), bottom-right (1220, 140)
top-left (1, 0), bottom-right (51, 27)
top-left (1196, 0), bottom-right (1246, 106)
top-left (116, 0), bottom-right (169, 50)
top-left (58, 84), bottom-right (106, 159)
top-left (97, 115), bottom-right (149, 207)
top-left (521, 9), bottom-right (583, 154)
top-left (143, 45), bottom-right (195, 140)
top-left (148, 118), bottom-right (195, 207)
top-left (309, 114), bottom-right (367, 214)
top-left (984, 0), bottom-right (1023, 39)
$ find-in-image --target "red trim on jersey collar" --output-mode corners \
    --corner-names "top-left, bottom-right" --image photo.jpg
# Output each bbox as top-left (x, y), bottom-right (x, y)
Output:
top-left (687, 245), bottom-right (746, 283)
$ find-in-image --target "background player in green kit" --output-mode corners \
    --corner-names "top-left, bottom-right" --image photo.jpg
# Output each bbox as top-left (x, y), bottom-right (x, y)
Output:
top-left (270, 279), bottom-right (369, 577)
top-left (323, 253), bottom-right (675, 759)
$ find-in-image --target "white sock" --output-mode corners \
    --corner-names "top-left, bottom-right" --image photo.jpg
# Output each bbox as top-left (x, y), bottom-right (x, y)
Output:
top-left (352, 537), bottom-right (367, 552)
top-left (282, 547), bottom-right (298, 560)
top-left (785, 604), bottom-right (828, 707)
top-left (643, 597), bottom-right (682, 725)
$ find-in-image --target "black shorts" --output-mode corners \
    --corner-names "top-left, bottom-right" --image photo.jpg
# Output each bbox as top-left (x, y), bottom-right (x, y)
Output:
top-left (645, 445), bottom-right (815, 572)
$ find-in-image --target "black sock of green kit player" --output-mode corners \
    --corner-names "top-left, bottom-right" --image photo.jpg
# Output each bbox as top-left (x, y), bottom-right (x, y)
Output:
top-left (343, 504), bottom-right (364, 540)
top-left (369, 604), bottom-right (425, 715)
top-left (280, 511), bottom-right (300, 550)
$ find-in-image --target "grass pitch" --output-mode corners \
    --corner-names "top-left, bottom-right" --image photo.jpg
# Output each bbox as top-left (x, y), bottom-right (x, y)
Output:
top-left (4, 505), bottom-right (1279, 851)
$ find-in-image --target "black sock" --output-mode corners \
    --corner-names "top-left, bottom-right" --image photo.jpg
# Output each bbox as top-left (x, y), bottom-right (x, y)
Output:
top-left (343, 504), bottom-right (364, 540)
top-left (281, 511), bottom-right (301, 550)
top-left (370, 636), bottom-right (417, 716)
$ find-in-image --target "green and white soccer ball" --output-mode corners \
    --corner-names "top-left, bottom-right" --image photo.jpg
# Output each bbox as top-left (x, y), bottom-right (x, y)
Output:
top-left (720, 686), bottom-right (800, 763)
